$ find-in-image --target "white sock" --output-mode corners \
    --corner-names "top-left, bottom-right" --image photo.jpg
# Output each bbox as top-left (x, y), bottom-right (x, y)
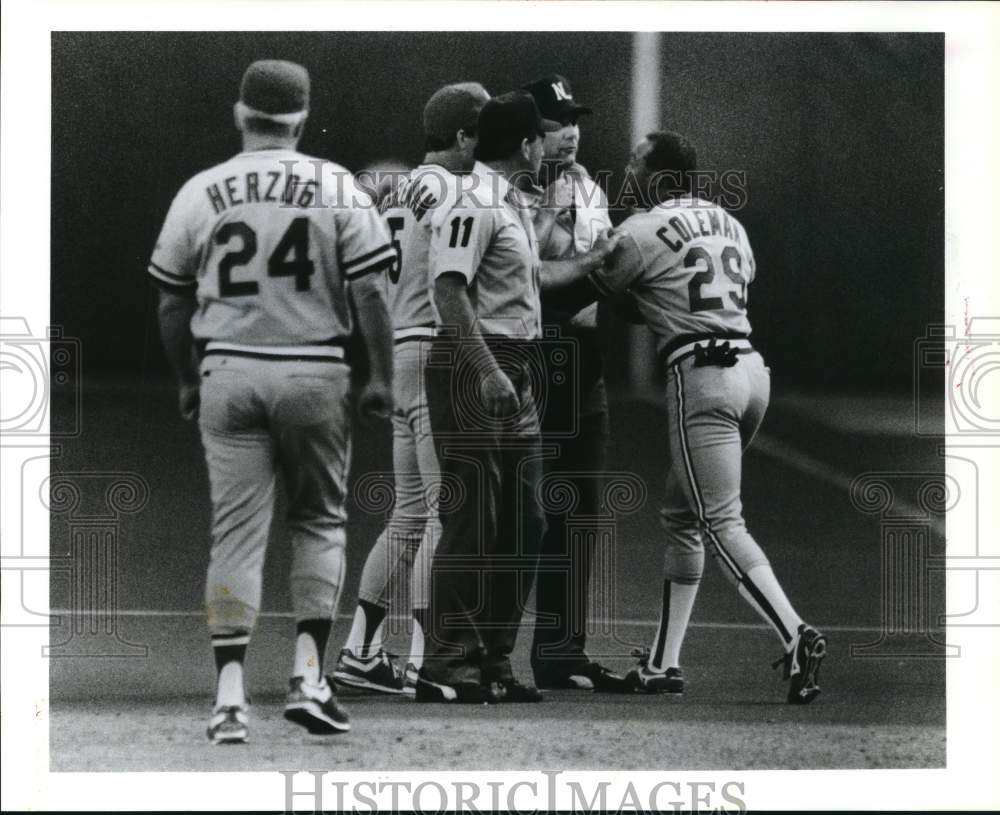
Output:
top-left (649, 580), bottom-right (699, 672)
top-left (741, 564), bottom-right (804, 649)
top-left (215, 662), bottom-right (245, 708)
top-left (409, 615), bottom-right (425, 669)
top-left (293, 632), bottom-right (321, 683)
top-left (345, 606), bottom-right (367, 654)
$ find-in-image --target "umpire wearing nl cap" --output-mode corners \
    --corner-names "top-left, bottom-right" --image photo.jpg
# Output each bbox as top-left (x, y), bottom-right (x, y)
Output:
top-left (521, 73), bottom-right (632, 692)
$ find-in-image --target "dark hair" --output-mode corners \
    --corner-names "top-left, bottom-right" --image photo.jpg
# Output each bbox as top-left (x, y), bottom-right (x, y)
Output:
top-left (643, 130), bottom-right (697, 191)
top-left (425, 126), bottom-right (477, 153)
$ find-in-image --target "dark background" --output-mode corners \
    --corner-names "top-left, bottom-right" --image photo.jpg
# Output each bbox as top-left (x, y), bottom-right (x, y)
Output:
top-left (51, 31), bottom-right (943, 387)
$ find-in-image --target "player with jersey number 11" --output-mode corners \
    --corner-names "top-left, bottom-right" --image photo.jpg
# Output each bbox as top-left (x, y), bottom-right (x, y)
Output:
top-left (581, 131), bottom-right (827, 704)
top-left (150, 59), bottom-right (396, 744)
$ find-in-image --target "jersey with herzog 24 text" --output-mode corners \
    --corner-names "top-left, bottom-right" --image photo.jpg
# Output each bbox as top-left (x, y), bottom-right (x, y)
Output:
top-left (148, 149), bottom-right (394, 345)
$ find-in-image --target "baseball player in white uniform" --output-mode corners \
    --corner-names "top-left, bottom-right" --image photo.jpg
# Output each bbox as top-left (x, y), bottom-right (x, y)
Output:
top-left (586, 131), bottom-right (827, 704)
top-left (334, 83), bottom-right (489, 695)
top-left (151, 60), bottom-right (395, 742)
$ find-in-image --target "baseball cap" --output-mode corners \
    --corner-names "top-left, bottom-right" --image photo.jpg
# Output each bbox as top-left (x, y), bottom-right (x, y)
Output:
top-left (237, 60), bottom-right (310, 124)
top-left (474, 90), bottom-right (561, 161)
top-left (521, 73), bottom-right (592, 122)
top-left (423, 82), bottom-right (490, 140)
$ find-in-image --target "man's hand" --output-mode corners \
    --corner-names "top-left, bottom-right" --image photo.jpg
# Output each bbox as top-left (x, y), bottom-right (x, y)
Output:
top-left (480, 367), bottom-right (519, 417)
top-left (178, 379), bottom-right (200, 421)
top-left (358, 379), bottom-right (393, 421)
top-left (590, 228), bottom-right (623, 265)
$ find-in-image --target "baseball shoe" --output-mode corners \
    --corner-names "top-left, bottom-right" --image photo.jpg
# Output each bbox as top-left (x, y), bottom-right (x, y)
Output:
top-left (283, 675), bottom-right (351, 734)
top-left (206, 704), bottom-right (249, 744)
top-left (488, 677), bottom-right (543, 703)
top-left (332, 648), bottom-right (405, 695)
top-left (414, 672), bottom-right (489, 704)
top-left (625, 648), bottom-right (684, 694)
top-left (773, 623), bottom-right (827, 705)
top-left (402, 662), bottom-right (419, 697)
top-left (537, 661), bottom-right (632, 693)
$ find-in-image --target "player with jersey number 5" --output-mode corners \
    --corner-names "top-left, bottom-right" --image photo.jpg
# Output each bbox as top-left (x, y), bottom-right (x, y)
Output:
top-left (334, 82), bottom-right (490, 696)
top-left (582, 131), bottom-right (827, 704)
top-left (150, 60), bottom-right (396, 743)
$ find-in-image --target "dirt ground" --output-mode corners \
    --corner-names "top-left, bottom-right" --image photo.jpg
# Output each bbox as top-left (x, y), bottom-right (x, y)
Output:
top-left (48, 383), bottom-right (947, 772)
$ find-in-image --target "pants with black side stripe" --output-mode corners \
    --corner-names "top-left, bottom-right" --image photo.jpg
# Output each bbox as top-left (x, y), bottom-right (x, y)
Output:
top-left (199, 353), bottom-right (352, 636)
top-left (661, 350), bottom-right (771, 589)
top-left (356, 340), bottom-right (441, 615)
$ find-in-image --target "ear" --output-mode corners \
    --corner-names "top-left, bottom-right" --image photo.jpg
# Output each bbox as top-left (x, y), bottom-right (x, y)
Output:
top-left (520, 137), bottom-right (532, 161)
top-left (292, 117), bottom-right (306, 139)
top-left (233, 102), bottom-right (244, 133)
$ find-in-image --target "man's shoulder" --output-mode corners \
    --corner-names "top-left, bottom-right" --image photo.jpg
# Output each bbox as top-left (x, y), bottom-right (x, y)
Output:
top-left (430, 170), bottom-right (502, 233)
top-left (620, 207), bottom-right (665, 236)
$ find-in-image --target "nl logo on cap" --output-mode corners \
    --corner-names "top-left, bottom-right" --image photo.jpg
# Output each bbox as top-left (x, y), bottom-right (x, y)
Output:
top-left (551, 81), bottom-right (572, 102)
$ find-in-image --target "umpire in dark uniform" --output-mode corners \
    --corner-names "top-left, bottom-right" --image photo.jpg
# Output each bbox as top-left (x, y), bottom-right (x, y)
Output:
top-left (522, 74), bottom-right (630, 691)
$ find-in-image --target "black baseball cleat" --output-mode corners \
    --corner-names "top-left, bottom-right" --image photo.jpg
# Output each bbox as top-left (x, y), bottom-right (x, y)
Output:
top-left (206, 704), bottom-right (249, 744)
top-left (773, 623), bottom-right (827, 704)
top-left (284, 675), bottom-right (351, 734)
top-left (625, 665), bottom-right (685, 694)
top-left (624, 647), bottom-right (684, 694)
top-left (488, 677), bottom-right (543, 703)
top-left (414, 674), bottom-right (489, 704)
top-left (332, 648), bottom-right (405, 695)
top-left (537, 662), bottom-right (632, 693)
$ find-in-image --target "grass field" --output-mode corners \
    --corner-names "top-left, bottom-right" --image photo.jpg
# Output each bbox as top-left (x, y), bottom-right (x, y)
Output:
top-left (47, 378), bottom-right (947, 771)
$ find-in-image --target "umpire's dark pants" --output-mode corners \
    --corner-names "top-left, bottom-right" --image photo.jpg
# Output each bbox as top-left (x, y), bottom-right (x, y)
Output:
top-left (422, 339), bottom-right (547, 685)
top-left (531, 329), bottom-right (609, 682)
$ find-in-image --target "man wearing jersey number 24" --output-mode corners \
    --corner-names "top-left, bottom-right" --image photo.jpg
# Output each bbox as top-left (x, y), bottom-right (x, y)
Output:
top-left (586, 132), bottom-right (827, 703)
top-left (150, 60), bottom-right (396, 743)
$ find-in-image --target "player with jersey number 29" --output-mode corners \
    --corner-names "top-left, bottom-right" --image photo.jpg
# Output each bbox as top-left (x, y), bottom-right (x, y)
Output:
top-left (584, 131), bottom-right (827, 704)
top-left (150, 60), bottom-right (395, 743)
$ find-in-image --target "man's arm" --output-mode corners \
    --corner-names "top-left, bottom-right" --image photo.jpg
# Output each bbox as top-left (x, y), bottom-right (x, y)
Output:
top-left (347, 271), bottom-right (394, 420)
top-left (157, 288), bottom-right (200, 420)
top-left (538, 229), bottom-right (622, 290)
top-left (434, 273), bottom-right (518, 417)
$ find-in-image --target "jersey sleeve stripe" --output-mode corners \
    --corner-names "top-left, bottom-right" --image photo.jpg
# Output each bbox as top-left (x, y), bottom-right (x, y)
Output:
top-left (147, 262), bottom-right (198, 288)
top-left (342, 243), bottom-right (393, 272)
top-left (148, 261), bottom-right (192, 283)
top-left (344, 254), bottom-right (394, 280)
top-left (148, 273), bottom-right (197, 295)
